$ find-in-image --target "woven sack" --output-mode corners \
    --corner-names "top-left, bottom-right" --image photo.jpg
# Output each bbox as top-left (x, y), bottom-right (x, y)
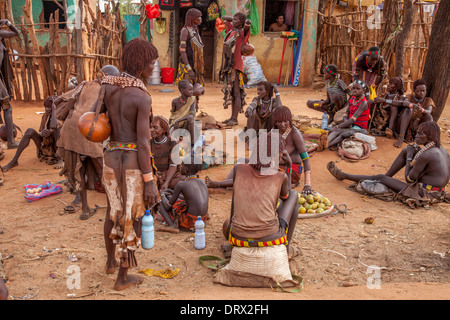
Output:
top-left (214, 245), bottom-right (299, 288)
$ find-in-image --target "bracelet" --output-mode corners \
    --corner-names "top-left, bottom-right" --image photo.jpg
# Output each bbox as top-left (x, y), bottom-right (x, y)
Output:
top-left (186, 64), bottom-right (192, 71)
top-left (142, 172), bottom-right (154, 182)
top-left (386, 99), bottom-right (393, 104)
top-left (406, 157), bottom-right (413, 161)
top-left (303, 184), bottom-right (311, 187)
top-left (275, 93), bottom-right (280, 96)
top-left (286, 167), bottom-right (292, 174)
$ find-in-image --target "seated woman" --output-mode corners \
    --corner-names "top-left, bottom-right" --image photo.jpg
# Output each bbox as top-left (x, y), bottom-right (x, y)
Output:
top-left (371, 77), bottom-right (408, 137)
top-left (206, 106), bottom-right (313, 193)
top-left (150, 116), bottom-right (185, 191)
top-left (327, 80), bottom-right (370, 149)
top-left (327, 121), bottom-right (449, 208)
top-left (244, 81), bottom-right (282, 137)
top-left (389, 79), bottom-right (434, 148)
top-left (221, 132), bottom-right (299, 256)
top-left (307, 64), bottom-right (350, 124)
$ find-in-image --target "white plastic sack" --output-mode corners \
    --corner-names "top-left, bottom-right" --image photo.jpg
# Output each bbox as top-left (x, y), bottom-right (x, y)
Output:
top-left (243, 55), bottom-right (267, 88)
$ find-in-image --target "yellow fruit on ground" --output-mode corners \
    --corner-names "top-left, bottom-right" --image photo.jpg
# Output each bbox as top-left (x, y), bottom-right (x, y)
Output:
top-left (318, 203), bottom-right (325, 209)
top-left (298, 197), bottom-right (306, 205)
top-left (307, 209), bottom-right (315, 213)
top-left (311, 203), bottom-right (318, 209)
top-left (298, 207), bottom-right (306, 214)
top-left (307, 195), bottom-right (314, 204)
top-left (316, 208), bottom-right (324, 214)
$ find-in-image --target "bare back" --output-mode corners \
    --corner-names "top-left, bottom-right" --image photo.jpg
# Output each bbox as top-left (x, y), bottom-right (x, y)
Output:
top-left (102, 84), bottom-right (152, 174)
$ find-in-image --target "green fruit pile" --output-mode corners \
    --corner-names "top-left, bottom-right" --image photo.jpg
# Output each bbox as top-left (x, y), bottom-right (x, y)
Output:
top-left (298, 193), bottom-right (332, 214)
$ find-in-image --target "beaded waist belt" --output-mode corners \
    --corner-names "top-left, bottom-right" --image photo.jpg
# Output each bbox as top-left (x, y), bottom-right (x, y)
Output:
top-left (422, 183), bottom-right (445, 192)
top-left (228, 232), bottom-right (287, 247)
top-left (106, 141), bottom-right (138, 151)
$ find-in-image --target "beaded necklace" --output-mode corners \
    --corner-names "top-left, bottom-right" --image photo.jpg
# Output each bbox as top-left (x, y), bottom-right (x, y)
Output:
top-left (153, 135), bottom-right (168, 145)
top-left (281, 126), bottom-right (292, 140)
top-left (411, 141), bottom-right (435, 167)
top-left (185, 175), bottom-right (197, 181)
top-left (328, 76), bottom-right (338, 87)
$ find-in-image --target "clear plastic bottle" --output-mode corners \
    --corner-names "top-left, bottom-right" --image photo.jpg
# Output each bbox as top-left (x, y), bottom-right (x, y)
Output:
top-left (141, 209), bottom-right (154, 249)
top-left (194, 216), bottom-right (205, 250)
top-left (321, 112), bottom-right (328, 130)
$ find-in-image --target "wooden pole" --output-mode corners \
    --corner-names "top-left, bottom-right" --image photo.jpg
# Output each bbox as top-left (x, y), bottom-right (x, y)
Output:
top-left (75, 0), bottom-right (84, 83)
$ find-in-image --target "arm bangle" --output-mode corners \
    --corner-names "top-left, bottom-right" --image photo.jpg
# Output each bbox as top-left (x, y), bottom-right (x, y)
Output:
top-left (275, 93), bottom-right (280, 96)
top-left (286, 167), bottom-right (292, 174)
top-left (142, 172), bottom-right (154, 182)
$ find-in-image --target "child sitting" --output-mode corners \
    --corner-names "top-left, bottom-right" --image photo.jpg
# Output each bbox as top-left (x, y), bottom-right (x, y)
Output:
top-left (158, 154), bottom-right (209, 232)
top-left (169, 80), bottom-right (197, 144)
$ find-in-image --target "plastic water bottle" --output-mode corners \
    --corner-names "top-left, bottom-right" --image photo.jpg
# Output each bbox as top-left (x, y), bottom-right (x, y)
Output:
top-left (354, 132), bottom-right (377, 151)
top-left (321, 112), bottom-right (328, 130)
top-left (194, 216), bottom-right (205, 250)
top-left (141, 209), bottom-right (154, 249)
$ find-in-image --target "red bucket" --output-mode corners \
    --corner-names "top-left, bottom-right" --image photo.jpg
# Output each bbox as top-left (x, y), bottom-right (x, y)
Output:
top-left (161, 68), bottom-right (175, 84)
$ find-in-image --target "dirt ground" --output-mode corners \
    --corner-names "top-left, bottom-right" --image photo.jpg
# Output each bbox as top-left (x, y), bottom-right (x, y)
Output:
top-left (0, 83), bottom-right (449, 301)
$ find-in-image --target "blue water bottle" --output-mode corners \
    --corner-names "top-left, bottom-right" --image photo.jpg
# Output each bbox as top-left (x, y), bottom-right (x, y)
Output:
top-left (141, 209), bottom-right (154, 249)
top-left (321, 112), bottom-right (328, 130)
top-left (194, 216), bottom-right (205, 250)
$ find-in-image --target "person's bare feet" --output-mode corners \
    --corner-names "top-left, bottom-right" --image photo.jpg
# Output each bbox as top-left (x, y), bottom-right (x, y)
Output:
top-left (113, 274), bottom-right (143, 291)
top-left (327, 161), bottom-right (345, 181)
top-left (393, 138), bottom-right (403, 148)
top-left (106, 260), bottom-right (118, 274)
top-left (205, 176), bottom-right (221, 188)
top-left (0, 160), bottom-right (18, 172)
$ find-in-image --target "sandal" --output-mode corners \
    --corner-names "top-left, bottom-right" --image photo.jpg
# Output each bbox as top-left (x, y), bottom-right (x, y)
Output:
top-left (79, 208), bottom-right (97, 220)
top-left (385, 128), bottom-right (393, 139)
top-left (64, 204), bottom-right (80, 214)
top-left (327, 161), bottom-right (344, 181)
top-left (226, 120), bottom-right (238, 126)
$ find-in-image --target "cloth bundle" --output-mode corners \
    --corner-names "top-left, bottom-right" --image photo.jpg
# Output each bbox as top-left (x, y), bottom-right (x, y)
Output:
top-left (24, 181), bottom-right (62, 202)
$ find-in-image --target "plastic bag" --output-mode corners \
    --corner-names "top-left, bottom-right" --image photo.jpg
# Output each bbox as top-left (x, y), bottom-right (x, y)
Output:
top-left (246, 0), bottom-right (259, 35)
top-left (243, 54), bottom-right (266, 87)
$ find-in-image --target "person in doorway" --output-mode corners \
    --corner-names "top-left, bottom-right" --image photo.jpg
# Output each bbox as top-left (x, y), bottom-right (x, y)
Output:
top-left (176, 8), bottom-right (205, 87)
top-left (219, 12), bottom-right (252, 126)
top-left (268, 13), bottom-right (289, 32)
top-left (0, 19), bottom-right (19, 149)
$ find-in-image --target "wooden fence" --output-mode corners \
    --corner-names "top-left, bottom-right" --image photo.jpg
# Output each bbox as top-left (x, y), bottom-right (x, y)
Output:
top-left (316, 2), bottom-right (438, 91)
top-left (0, 0), bottom-right (123, 102)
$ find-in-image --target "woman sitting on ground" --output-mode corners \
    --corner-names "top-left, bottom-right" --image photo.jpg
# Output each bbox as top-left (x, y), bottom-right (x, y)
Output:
top-left (371, 77), bottom-right (408, 137)
top-left (327, 80), bottom-right (370, 149)
top-left (206, 106), bottom-right (313, 193)
top-left (150, 116), bottom-right (185, 191)
top-left (221, 131), bottom-right (299, 257)
top-left (244, 81), bottom-right (282, 136)
top-left (389, 79), bottom-right (434, 148)
top-left (307, 64), bottom-right (351, 124)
